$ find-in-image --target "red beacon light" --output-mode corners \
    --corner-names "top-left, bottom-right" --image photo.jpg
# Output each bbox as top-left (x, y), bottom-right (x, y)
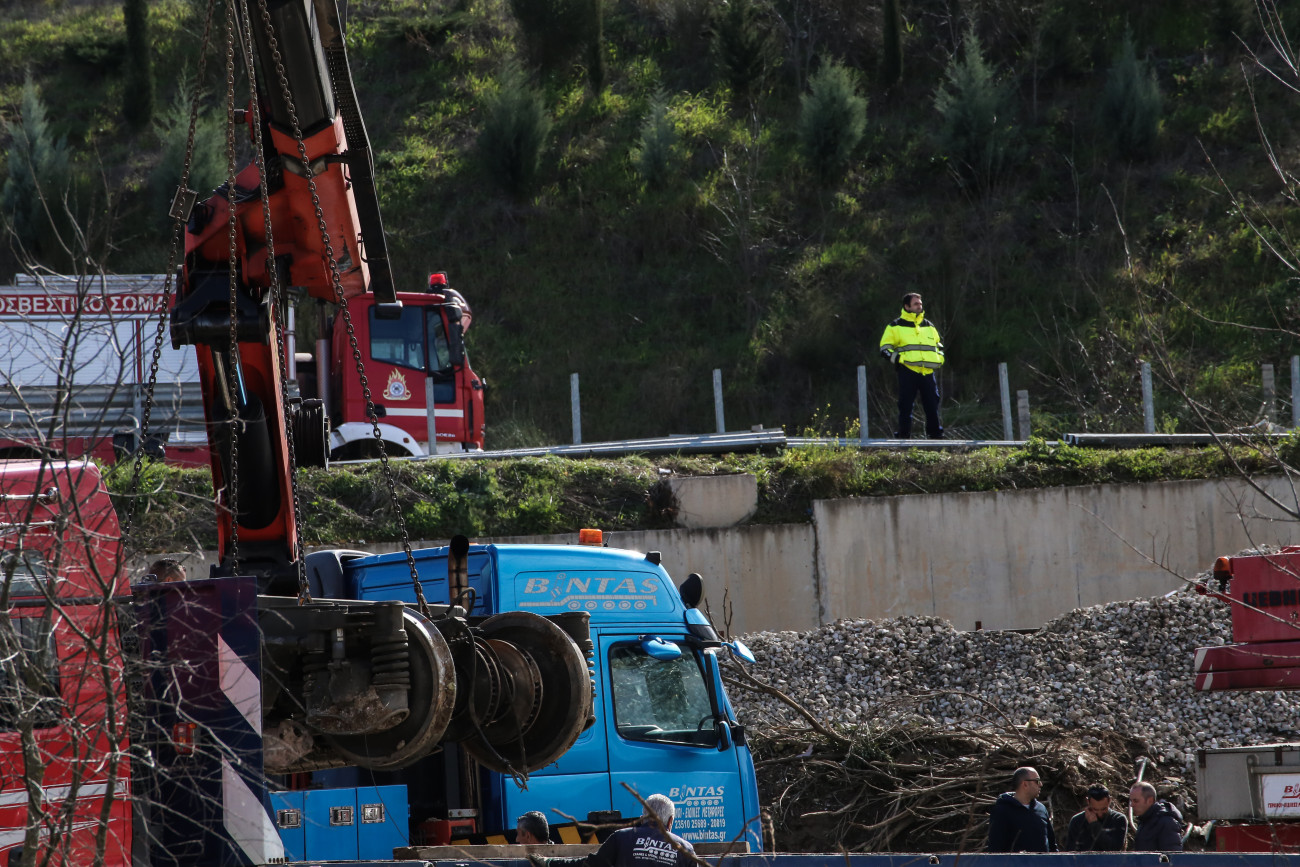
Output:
top-left (1213, 556), bottom-right (1233, 592)
top-left (428, 272), bottom-right (448, 290)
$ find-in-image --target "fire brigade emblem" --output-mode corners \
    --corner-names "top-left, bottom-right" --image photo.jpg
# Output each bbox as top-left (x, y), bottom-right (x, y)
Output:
top-left (384, 369), bottom-right (411, 401)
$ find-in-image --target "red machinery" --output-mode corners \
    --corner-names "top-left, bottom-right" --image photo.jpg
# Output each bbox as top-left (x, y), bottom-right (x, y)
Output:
top-left (1192, 548), bottom-right (1300, 692)
top-left (173, 0), bottom-right (486, 583)
top-left (1193, 547), bottom-right (1300, 851)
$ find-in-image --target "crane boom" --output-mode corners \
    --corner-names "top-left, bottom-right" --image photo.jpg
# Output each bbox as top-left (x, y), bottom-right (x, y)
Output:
top-left (173, 0), bottom-right (398, 586)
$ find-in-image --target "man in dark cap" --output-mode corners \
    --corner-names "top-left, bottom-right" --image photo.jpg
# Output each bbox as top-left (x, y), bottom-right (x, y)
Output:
top-left (1066, 785), bottom-right (1128, 851)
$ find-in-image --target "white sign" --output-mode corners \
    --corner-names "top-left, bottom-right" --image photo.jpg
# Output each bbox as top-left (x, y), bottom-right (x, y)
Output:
top-left (1260, 773), bottom-right (1300, 817)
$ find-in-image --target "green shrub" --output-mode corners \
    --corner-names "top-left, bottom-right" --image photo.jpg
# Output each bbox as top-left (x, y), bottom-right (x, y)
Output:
top-left (1101, 31), bottom-right (1162, 160)
top-left (714, 0), bottom-right (776, 104)
top-left (63, 31), bottom-right (126, 71)
top-left (631, 91), bottom-right (678, 190)
top-left (797, 62), bottom-right (867, 185)
top-left (476, 62), bottom-right (552, 199)
top-left (1, 76), bottom-right (72, 253)
top-left (933, 31), bottom-right (1020, 192)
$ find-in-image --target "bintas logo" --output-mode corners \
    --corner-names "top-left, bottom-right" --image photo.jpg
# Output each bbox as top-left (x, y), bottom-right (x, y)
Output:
top-left (383, 369), bottom-right (412, 401)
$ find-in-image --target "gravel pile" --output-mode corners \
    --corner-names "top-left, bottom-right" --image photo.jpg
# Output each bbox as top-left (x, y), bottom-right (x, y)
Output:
top-left (731, 587), bottom-right (1300, 771)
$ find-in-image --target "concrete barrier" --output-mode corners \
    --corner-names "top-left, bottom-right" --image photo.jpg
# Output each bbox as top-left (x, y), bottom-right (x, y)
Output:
top-left (155, 476), bottom-right (1298, 635)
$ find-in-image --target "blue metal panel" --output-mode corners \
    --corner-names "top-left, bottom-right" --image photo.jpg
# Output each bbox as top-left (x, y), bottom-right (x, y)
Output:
top-left (268, 791), bottom-right (304, 861)
top-left (344, 543), bottom-right (688, 622)
top-left (304, 788), bottom-right (359, 860)
top-left (500, 772), bottom-right (613, 829)
top-left (346, 547), bottom-right (492, 614)
top-left (493, 546), bottom-right (684, 620)
top-left (356, 785), bottom-right (409, 859)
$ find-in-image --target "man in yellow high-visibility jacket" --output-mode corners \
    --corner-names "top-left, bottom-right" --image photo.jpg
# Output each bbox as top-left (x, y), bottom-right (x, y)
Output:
top-left (879, 292), bottom-right (944, 438)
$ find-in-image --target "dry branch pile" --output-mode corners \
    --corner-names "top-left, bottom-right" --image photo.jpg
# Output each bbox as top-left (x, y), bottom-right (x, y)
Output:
top-left (750, 722), bottom-right (1152, 853)
top-left (724, 585), bottom-right (1300, 852)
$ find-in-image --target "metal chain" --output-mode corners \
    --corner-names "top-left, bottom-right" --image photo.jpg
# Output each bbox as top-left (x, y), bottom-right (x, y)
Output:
top-left (235, 0), bottom-right (312, 604)
top-left (253, 0), bottom-right (429, 616)
top-left (122, 0), bottom-right (219, 549)
top-left (223, 0), bottom-right (242, 574)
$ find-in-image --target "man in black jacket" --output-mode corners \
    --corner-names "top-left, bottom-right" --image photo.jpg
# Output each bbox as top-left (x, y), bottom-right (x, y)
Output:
top-left (987, 767), bottom-right (1058, 852)
top-left (529, 795), bottom-right (695, 867)
top-left (1130, 782), bottom-right (1184, 851)
top-left (1066, 785), bottom-right (1128, 851)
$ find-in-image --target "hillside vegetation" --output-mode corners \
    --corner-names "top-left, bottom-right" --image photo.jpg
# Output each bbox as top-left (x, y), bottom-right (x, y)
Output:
top-left (2, 0), bottom-right (1299, 446)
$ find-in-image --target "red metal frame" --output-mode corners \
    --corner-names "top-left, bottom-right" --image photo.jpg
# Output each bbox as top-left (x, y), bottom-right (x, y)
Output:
top-left (1194, 548), bottom-right (1300, 691)
top-left (0, 462), bottom-right (131, 867)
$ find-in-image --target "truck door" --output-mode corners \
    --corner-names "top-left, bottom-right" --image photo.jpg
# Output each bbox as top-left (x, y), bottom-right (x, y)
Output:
top-left (599, 633), bottom-right (752, 846)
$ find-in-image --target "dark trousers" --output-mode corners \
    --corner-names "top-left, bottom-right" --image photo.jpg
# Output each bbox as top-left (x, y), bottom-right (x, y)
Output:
top-left (896, 366), bottom-right (943, 438)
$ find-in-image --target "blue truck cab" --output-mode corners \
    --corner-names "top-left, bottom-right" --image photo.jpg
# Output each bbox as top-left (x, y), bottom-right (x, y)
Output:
top-left (328, 538), bottom-right (763, 850)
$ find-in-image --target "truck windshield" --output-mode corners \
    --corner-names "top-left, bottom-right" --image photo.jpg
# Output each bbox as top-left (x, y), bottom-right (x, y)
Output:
top-left (610, 643), bottom-right (717, 747)
top-left (370, 306), bottom-right (425, 370)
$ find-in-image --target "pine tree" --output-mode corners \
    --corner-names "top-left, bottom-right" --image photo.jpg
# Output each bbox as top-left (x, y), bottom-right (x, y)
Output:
top-left (881, 0), bottom-right (903, 88)
top-left (1, 77), bottom-right (72, 251)
top-left (585, 0), bottom-right (606, 94)
top-left (123, 0), bottom-right (155, 128)
top-left (797, 62), bottom-right (868, 185)
top-left (1102, 31), bottom-right (1162, 160)
top-left (509, 0), bottom-right (600, 77)
top-left (631, 92), bottom-right (677, 191)
top-left (715, 0), bottom-right (775, 105)
top-left (477, 63), bottom-right (552, 198)
top-left (934, 32), bottom-right (1020, 192)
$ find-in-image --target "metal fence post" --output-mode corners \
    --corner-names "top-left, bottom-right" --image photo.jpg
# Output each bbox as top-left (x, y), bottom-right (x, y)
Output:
top-left (1140, 361), bottom-right (1155, 434)
top-left (857, 365), bottom-right (869, 444)
top-left (713, 369), bottom-right (726, 433)
top-left (1263, 363), bottom-right (1276, 425)
top-left (571, 373), bottom-right (582, 445)
top-left (426, 378), bottom-right (437, 448)
top-left (1292, 356), bottom-right (1299, 428)
top-left (999, 363), bottom-right (1013, 441)
top-left (1017, 389), bottom-right (1031, 441)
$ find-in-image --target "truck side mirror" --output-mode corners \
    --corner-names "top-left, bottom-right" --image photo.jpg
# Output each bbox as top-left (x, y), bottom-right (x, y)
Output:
top-left (639, 636), bottom-right (681, 660)
top-left (678, 572), bottom-right (703, 609)
top-left (374, 301), bottom-right (404, 320)
top-left (716, 720), bottom-right (733, 752)
top-left (726, 640), bottom-right (756, 664)
top-left (446, 312), bottom-right (465, 366)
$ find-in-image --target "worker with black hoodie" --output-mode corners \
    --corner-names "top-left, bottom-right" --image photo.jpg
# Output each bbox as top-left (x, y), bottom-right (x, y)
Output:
top-left (988, 767), bottom-right (1059, 852)
top-left (1129, 781), bottom-right (1184, 851)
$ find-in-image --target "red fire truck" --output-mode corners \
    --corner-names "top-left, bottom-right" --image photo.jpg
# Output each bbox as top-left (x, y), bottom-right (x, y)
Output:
top-left (0, 271), bottom-right (483, 466)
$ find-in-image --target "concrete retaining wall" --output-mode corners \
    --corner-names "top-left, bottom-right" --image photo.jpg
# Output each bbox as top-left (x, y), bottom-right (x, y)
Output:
top-left (813, 476), bottom-right (1296, 632)
top-left (160, 476), bottom-right (1297, 635)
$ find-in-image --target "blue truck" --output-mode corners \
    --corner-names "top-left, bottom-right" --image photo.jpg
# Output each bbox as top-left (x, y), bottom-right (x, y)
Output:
top-left (306, 533), bottom-right (764, 853)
